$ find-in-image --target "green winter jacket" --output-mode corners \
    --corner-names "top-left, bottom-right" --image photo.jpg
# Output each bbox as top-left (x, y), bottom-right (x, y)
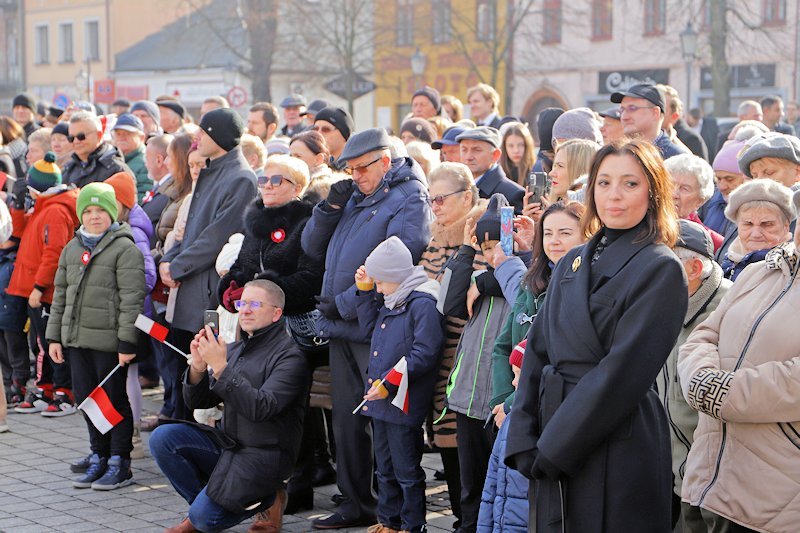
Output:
top-left (46, 223), bottom-right (146, 353)
top-left (489, 283), bottom-right (546, 412)
top-left (125, 146), bottom-right (152, 204)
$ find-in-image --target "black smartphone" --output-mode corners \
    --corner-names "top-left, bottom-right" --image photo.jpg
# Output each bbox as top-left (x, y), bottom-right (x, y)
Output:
top-left (203, 310), bottom-right (220, 338)
top-left (527, 171), bottom-right (552, 204)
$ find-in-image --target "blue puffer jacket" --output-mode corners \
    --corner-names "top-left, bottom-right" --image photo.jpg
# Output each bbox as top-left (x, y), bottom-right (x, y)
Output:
top-left (478, 412), bottom-right (529, 533)
top-left (301, 157), bottom-right (432, 343)
top-left (351, 278), bottom-right (444, 427)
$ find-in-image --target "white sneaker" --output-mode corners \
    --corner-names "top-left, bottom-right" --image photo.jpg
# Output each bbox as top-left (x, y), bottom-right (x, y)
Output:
top-left (40, 391), bottom-right (77, 417)
top-left (0, 422), bottom-right (8, 433)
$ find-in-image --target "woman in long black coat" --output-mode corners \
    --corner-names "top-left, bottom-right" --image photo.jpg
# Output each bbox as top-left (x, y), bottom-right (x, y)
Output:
top-left (505, 140), bottom-right (688, 532)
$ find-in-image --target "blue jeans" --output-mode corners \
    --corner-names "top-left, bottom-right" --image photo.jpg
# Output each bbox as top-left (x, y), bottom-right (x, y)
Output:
top-left (372, 419), bottom-right (426, 532)
top-left (149, 423), bottom-right (272, 533)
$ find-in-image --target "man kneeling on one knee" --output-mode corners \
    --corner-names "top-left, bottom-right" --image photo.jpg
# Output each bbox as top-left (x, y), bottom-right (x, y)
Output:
top-left (150, 280), bottom-right (308, 533)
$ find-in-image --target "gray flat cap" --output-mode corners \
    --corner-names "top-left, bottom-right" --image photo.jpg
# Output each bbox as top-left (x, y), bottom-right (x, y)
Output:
top-left (724, 178), bottom-right (796, 223)
top-left (738, 132), bottom-right (800, 178)
top-left (455, 126), bottom-right (502, 149)
top-left (339, 128), bottom-right (391, 163)
top-left (677, 219), bottom-right (714, 259)
top-left (280, 94), bottom-right (307, 108)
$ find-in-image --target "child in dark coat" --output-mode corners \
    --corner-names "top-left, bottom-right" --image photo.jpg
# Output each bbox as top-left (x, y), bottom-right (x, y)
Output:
top-left (349, 236), bottom-right (444, 533)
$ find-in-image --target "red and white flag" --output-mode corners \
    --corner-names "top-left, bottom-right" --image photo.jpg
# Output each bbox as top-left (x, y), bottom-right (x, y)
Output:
top-left (135, 314), bottom-right (168, 342)
top-left (79, 386), bottom-right (123, 434)
top-left (384, 357), bottom-right (409, 414)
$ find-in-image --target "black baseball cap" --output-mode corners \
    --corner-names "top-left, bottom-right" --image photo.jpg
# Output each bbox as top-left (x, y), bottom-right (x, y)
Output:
top-left (676, 219), bottom-right (714, 260)
top-left (598, 107), bottom-right (622, 120)
top-left (610, 83), bottom-right (665, 113)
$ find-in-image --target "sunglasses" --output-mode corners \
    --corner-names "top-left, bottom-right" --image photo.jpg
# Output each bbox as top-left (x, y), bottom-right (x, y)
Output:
top-left (313, 125), bottom-right (335, 134)
top-left (346, 157), bottom-right (383, 175)
top-left (233, 299), bottom-right (272, 310)
top-left (428, 189), bottom-right (467, 206)
top-left (68, 132), bottom-right (93, 142)
top-left (257, 174), bottom-right (294, 188)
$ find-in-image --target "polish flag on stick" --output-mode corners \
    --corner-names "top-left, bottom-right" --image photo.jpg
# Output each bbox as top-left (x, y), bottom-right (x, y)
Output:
top-left (135, 314), bottom-right (189, 359)
top-left (384, 357), bottom-right (409, 414)
top-left (78, 365), bottom-right (124, 434)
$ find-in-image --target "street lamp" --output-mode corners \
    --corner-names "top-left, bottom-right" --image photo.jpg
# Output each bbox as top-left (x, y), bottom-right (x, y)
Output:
top-left (680, 21), bottom-right (698, 109)
top-left (410, 47), bottom-right (427, 90)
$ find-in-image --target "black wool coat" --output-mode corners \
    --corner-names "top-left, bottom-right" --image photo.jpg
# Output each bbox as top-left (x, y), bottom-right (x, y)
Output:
top-left (218, 198), bottom-right (323, 316)
top-left (505, 227), bottom-right (688, 533)
top-left (477, 164), bottom-right (526, 214)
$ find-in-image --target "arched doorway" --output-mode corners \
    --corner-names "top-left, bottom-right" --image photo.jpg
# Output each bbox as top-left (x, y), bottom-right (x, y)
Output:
top-left (521, 88), bottom-right (570, 145)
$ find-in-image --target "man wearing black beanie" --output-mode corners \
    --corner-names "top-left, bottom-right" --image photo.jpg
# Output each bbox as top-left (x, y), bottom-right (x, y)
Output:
top-left (314, 106), bottom-right (354, 171)
top-left (158, 107), bottom-right (256, 413)
top-left (12, 92), bottom-right (40, 139)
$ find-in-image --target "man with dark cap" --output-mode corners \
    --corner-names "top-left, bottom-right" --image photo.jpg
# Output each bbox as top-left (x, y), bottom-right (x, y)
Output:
top-left (302, 98), bottom-right (332, 127)
top-left (399, 117), bottom-right (437, 144)
top-left (532, 107), bottom-right (564, 173)
top-left (155, 99), bottom-right (186, 134)
top-left (111, 114), bottom-right (152, 203)
top-left (411, 86), bottom-right (441, 119)
top-left (111, 98), bottom-right (131, 116)
top-left (279, 94), bottom-right (309, 137)
top-left (599, 107), bottom-right (624, 145)
top-left (158, 108), bottom-right (256, 421)
top-left (611, 83), bottom-right (687, 159)
top-left (61, 111), bottom-right (132, 189)
top-left (12, 92), bottom-right (40, 139)
top-left (302, 128), bottom-right (432, 530)
top-left (432, 125), bottom-right (467, 162)
top-left (130, 100), bottom-right (162, 137)
top-left (457, 126), bottom-right (525, 213)
top-left (314, 106), bottom-right (354, 171)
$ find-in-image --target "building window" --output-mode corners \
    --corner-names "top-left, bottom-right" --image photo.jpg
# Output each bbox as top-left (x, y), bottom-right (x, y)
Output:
top-left (700, 0), bottom-right (712, 30)
top-left (396, 0), bottom-right (413, 46)
top-left (432, 1), bottom-right (451, 44)
top-left (644, 0), bottom-right (665, 35)
top-left (476, 0), bottom-right (496, 42)
top-left (58, 22), bottom-right (74, 63)
top-left (591, 0), bottom-right (613, 40)
top-left (542, 0), bottom-right (562, 44)
top-left (85, 19), bottom-right (100, 61)
top-left (763, 0), bottom-right (786, 25)
top-left (34, 24), bottom-right (49, 64)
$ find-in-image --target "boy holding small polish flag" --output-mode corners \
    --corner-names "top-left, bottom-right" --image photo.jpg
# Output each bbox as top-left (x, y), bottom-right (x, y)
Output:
top-left (347, 236), bottom-right (444, 533)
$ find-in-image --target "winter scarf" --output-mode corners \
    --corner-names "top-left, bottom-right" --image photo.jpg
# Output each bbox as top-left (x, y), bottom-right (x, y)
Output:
top-left (78, 222), bottom-right (120, 251)
top-left (384, 265), bottom-right (433, 310)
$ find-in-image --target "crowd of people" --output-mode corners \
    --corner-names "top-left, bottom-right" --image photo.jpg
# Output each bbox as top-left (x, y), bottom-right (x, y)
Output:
top-left (0, 81), bottom-right (798, 533)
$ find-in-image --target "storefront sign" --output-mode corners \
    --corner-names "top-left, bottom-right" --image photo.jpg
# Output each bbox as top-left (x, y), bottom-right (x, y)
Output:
top-left (598, 69), bottom-right (670, 94)
top-left (700, 63), bottom-right (776, 90)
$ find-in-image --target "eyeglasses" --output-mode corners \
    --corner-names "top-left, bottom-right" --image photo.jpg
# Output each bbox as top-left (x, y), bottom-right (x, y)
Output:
top-left (233, 299), bottom-right (273, 310)
top-left (68, 132), bottom-right (93, 142)
top-left (346, 157), bottom-right (383, 175)
top-left (257, 174), bottom-right (294, 188)
top-left (313, 125), bottom-right (335, 134)
top-left (618, 105), bottom-right (657, 114)
top-left (428, 189), bottom-right (467, 205)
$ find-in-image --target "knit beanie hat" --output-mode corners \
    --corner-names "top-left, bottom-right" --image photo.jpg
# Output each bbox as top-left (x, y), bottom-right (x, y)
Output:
top-left (104, 172), bottom-right (137, 209)
top-left (199, 108), bottom-right (245, 152)
top-left (156, 99), bottom-right (186, 119)
top-left (365, 236), bottom-right (414, 283)
top-left (400, 118), bottom-right (437, 144)
top-left (315, 106), bottom-right (355, 141)
top-left (52, 121), bottom-right (70, 137)
top-left (27, 152), bottom-right (62, 192)
top-left (77, 182), bottom-right (118, 221)
top-left (537, 108), bottom-right (565, 152)
top-left (130, 100), bottom-right (161, 123)
top-left (552, 107), bottom-right (603, 145)
top-left (712, 140), bottom-right (746, 175)
top-left (12, 92), bottom-right (37, 113)
top-left (509, 339), bottom-right (527, 368)
top-left (475, 193), bottom-right (509, 245)
top-left (412, 86), bottom-right (442, 114)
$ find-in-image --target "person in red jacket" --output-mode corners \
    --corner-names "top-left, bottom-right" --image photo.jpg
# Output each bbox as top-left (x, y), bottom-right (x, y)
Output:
top-left (8, 152), bottom-right (80, 416)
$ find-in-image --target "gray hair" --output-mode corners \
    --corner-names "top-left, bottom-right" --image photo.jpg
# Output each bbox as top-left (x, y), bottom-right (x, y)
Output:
top-left (738, 100), bottom-right (763, 119)
top-left (733, 121), bottom-right (769, 142)
top-left (406, 141), bottom-right (439, 177)
top-left (69, 110), bottom-right (102, 131)
top-left (428, 162), bottom-right (478, 207)
top-left (244, 279), bottom-right (285, 310)
top-left (665, 154), bottom-right (715, 203)
top-left (388, 137), bottom-right (407, 159)
top-left (738, 200), bottom-right (791, 226)
top-left (674, 247), bottom-right (713, 279)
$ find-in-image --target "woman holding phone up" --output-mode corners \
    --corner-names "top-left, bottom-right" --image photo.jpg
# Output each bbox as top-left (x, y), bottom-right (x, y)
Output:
top-left (505, 140), bottom-right (688, 532)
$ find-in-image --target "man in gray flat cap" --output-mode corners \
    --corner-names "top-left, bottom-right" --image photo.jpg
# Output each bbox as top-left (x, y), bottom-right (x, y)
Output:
top-left (279, 94), bottom-right (309, 137)
top-left (302, 127), bottom-right (432, 530)
top-left (457, 126), bottom-right (525, 213)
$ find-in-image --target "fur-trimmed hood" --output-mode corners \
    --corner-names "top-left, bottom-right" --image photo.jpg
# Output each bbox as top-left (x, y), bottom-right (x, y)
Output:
top-left (244, 198), bottom-right (314, 241)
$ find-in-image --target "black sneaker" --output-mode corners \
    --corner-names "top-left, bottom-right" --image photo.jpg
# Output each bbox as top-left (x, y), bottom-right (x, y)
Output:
top-left (6, 381), bottom-right (25, 407)
top-left (73, 454), bottom-right (108, 488)
top-left (70, 453), bottom-right (93, 473)
top-left (41, 391), bottom-right (77, 417)
top-left (14, 388), bottom-right (50, 413)
top-left (91, 455), bottom-right (132, 490)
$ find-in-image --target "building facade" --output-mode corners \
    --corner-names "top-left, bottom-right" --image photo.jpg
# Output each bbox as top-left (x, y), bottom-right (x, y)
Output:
top-left (512, 0), bottom-right (799, 130)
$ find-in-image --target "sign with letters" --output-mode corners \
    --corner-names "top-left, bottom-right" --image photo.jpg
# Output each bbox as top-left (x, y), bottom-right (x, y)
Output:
top-left (598, 69), bottom-right (670, 94)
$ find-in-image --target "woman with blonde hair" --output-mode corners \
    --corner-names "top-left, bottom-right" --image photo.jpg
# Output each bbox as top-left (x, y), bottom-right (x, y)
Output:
top-left (500, 123), bottom-right (536, 187)
top-left (548, 138), bottom-right (600, 203)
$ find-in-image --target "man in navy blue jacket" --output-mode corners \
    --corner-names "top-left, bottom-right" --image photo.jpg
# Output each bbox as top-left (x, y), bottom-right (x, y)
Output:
top-left (301, 127), bottom-right (432, 529)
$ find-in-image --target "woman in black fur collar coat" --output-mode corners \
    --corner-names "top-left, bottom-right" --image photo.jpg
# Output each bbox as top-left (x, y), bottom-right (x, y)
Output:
top-left (218, 154), bottom-right (323, 316)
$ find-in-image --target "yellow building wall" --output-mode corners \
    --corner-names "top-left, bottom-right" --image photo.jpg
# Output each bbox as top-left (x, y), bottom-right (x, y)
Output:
top-left (374, 0), bottom-right (508, 130)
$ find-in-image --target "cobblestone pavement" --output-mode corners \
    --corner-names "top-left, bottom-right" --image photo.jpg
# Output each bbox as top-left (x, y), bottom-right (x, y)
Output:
top-left (0, 389), bottom-right (456, 533)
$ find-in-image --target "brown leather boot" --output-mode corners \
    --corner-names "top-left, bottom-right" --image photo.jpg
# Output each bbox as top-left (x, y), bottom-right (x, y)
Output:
top-left (163, 517), bottom-right (197, 533)
top-left (247, 489), bottom-right (287, 533)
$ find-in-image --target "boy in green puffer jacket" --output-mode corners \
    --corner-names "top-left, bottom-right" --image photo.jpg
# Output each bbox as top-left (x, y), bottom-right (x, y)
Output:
top-left (46, 182), bottom-right (146, 491)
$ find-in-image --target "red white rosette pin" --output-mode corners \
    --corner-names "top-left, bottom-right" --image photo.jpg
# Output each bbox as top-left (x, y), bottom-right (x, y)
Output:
top-left (271, 229), bottom-right (286, 243)
top-left (81, 251), bottom-right (91, 265)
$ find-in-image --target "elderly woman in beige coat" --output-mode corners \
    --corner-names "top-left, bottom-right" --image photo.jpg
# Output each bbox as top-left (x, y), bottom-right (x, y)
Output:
top-left (678, 190), bottom-right (800, 533)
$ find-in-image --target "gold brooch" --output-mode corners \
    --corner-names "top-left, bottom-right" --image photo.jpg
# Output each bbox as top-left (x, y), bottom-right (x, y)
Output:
top-left (572, 256), bottom-right (581, 272)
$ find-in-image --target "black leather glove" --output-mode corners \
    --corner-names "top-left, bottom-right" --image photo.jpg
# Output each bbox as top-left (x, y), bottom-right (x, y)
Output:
top-left (532, 453), bottom-right (563, 481)
top-left (11, 176), bottom-right (27, 210)
top-left (315, 295), bottom-right (342, 320)
top-left (325, 179), bottom-right (355, 209)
